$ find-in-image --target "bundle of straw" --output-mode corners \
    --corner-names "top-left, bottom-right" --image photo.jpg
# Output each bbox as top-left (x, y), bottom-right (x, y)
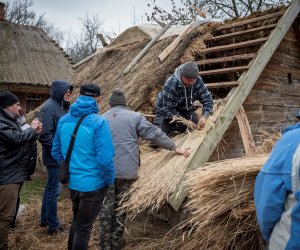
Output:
top-left (120, 100), bottom-right (225, 217)
top-left (183, 155), bottom-right (268, 250)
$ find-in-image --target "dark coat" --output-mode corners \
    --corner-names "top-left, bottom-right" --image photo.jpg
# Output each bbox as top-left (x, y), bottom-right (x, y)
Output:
top-left (39, 80), bottom-right (72, 167)
top-left (0, 108), bottom-right (37, 185)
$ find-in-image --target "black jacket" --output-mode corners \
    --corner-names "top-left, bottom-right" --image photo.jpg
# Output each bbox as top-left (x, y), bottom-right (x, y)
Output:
top-left (0, 108), bottom-right (37, 185)
top-left (39, 80), bottom-right (72, 167)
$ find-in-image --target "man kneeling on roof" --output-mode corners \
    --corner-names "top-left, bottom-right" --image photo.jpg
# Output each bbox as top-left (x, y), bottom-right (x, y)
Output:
top-left (98, 88), bottom-right (191, 250)
top-left (154, 61), bottom-right (213, 135)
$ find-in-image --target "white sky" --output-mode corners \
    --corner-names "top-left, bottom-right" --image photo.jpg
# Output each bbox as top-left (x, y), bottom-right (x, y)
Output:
top-left (30, 0), bottom-right (174, 36)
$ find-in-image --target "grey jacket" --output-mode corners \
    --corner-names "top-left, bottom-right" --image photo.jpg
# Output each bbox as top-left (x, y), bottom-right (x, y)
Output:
top-left (102, 106), bottom-right (176, 179)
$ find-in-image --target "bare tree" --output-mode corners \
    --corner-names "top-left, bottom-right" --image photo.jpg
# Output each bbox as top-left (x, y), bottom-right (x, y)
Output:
top-left (145, 0), bottom-right (290, 24)
top-left (64, 13), bottom-right (105, 63)
top-left (4, 0), bottom-right (64, 44)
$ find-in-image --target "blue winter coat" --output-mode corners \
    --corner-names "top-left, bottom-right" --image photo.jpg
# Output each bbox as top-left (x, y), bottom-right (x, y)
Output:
top-left (254, 123), bottom-right (300, 249)
top-left (51, 95), bottom-right (115, 192)
top-left (39, 80), bottom-right (72, 167)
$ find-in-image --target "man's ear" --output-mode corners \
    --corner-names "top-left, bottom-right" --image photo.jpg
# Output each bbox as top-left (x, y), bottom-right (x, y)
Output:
top-left (96, 96), bottom-right (101, 104)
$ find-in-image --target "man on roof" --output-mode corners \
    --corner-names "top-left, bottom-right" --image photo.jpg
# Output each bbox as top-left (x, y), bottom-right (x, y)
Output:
top-left (154, 61), bottom-right (213, 135)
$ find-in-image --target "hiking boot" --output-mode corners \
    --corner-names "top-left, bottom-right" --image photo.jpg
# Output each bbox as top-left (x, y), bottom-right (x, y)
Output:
top-left (40, 222), bottom-right (48, 227)
top-left (48, 226), bottom-right (64, 235)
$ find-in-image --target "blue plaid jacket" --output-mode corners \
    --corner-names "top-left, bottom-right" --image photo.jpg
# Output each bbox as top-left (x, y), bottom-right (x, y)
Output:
top-left (155, 74), bottom-right (213, 118)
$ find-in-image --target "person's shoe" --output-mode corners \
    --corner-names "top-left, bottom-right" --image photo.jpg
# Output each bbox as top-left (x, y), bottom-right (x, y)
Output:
top-left (48, 226), bottom-right (64, 235)
top-left (40, 222), bottom-right (48, 227)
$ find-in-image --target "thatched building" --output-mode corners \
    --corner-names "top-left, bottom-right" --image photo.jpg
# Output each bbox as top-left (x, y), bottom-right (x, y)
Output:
top-left (0, 2), bottom-right (74, 112)
top-left (71, 0), bottom-right (300, 211)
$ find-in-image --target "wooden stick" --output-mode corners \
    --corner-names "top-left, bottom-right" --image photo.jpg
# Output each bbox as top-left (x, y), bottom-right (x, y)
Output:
top-left (123, 21), bottom-right (173, 75)
top-left (158, 21), bottom-right (195, 62)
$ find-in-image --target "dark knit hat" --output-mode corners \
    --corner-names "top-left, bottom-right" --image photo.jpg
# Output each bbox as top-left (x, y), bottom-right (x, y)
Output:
top-left (80, 83), bottom-right (100, 97)
top-left (0, 91), bottom-right (20, 108)
top-left (180, 61), bottom-right (199, 79)
top-left (109, 89), bottom-right (127, 107)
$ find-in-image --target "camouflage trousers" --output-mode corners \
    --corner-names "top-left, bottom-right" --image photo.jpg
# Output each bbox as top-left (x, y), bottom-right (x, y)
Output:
top-left (99, 179), bottom-right (135, 250)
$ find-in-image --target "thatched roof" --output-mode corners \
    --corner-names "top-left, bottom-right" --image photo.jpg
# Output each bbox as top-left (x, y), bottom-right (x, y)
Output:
top-left (0, 21), bottom-right (74, 86)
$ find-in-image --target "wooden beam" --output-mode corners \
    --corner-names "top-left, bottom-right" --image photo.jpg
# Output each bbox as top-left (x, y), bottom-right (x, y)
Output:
top-left (196, 53), bottom-right (257, 65)
top-left (292, 20), bottom-right (300, 42)
top-left (206, 81), bottom-right (239, 89)
top-left (201, 65), bottom-right (249, 76)
top-left (215, 10), bottom-right (285, 31)
top-left (200, 37), bottom-right (268, 54)
top-left (205, 24), bottom-right (277, 42)
top-left (158, 22), bottom-right (195, 62)
top-left (124, 21), bottom-right (173, 74)
top-left (235, 106), bottom-right (256, 156)
top-left (168, 0), bottom-right (300, 211)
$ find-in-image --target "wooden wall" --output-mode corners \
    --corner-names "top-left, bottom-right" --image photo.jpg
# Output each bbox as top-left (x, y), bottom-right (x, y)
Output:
top-left (210, 24), bottom-right (300, 161)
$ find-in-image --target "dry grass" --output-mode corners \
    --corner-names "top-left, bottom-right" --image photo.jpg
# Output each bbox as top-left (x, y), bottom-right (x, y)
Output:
top-left (182, 155), bottom-right (268, 250)
top-left (120, 100), bottom-right (226, 217)
top-left (254, 129), bottom-right (281, 154)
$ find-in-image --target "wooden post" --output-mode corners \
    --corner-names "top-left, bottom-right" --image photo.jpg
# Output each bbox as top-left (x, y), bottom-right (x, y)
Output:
top-left (158, 21), bottom-right (195, 62)
top-left (236, 106), bottom-right (256, 156)
top-left (123, 21), bottom-right (173, 75)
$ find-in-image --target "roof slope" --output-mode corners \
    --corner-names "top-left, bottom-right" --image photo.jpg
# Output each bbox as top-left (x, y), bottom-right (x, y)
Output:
top-left (0, 21), bottom-right (74, 86)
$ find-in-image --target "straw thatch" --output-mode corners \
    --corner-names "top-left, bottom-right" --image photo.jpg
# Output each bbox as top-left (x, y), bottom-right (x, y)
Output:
top-left (182, 155), bottom-right (268, 250)
top-left (71, 23), bottom-right (216, 114)
top-left (120, 100), bottom-right (225, 216)
top-left (0, 21), bottom-right (73, 86)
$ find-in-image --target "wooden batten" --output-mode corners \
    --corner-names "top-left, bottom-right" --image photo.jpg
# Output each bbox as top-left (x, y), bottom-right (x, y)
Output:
top-left (196, 53), bottom-right (257, 65)
top-left (236, 106), bottom-right (256, 156)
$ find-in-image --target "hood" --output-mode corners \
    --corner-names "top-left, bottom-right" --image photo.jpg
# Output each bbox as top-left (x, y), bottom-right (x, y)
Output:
top-left (174, 65), bottom-right (185, 86)
top-left (50, 80), bottom-right (73, 102)
top-left (70, 95), bottom-right (99, 117)
top-left (282, 122), bottom-right (300, 134)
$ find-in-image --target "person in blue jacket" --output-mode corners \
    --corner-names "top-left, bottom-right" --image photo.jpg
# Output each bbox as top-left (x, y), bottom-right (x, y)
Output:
top-left (39, 80), bottom-right (73, 235)
top-left (254, 116), bottom-right (300, 250)
top-left (52, 83), bottom-right (115, 250)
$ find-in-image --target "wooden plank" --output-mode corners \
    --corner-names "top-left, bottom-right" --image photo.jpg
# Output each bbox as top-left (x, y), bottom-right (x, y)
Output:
top-left (235, 106), bottom-right (256, 156)
top-left (124, 21), bottom-right (173, 74)
top-left (168, 0), bottom-right (300, 211)
top-left (206, 81), bottom-right (239, 89)
top-left (158, 22), bottom-right (195, 62)
top-left (215, 11), bottom-right (285, 31)
top-left (205, 24), bottom-right (277, 42)
top-left (201, 66), bottom-right (249, 76)
top-left (200, 37), bottom-right (268, 53)
top-left (196, 53), bottom-right (257, 65)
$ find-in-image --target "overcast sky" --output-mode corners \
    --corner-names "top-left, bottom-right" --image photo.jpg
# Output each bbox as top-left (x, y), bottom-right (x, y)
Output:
top-left (31, 0), bottom-right (173, 35)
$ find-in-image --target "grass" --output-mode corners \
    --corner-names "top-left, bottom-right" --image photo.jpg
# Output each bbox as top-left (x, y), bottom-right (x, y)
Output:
top-left (20, 176), bottom-right (45, 203)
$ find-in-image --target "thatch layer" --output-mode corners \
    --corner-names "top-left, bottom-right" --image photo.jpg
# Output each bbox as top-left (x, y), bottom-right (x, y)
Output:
top-left (183, 155), bottom-right (268, 250)
top-left (120, 100), bottom-right (226, 216)
top-left (71, 24), bottom-right (215, 114)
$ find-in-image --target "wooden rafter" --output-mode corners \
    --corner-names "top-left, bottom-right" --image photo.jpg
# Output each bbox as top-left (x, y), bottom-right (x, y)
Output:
top-left (215, 10), bottom-right (285, 31)
top-left (205, 24), bottom-right (277, 42)
top-left (206, 81), bottom-right (239, 89)
top-left (200, 66), bottom-right (250, 76)
top-left (196, 53), bottom-right (257, 65)
top-left (168, 0), bottom-right (300, 211)
top-left (200, 37), bottom-right (268, 53)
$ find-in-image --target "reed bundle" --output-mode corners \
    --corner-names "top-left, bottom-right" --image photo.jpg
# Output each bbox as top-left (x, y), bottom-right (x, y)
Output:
top-left (182, 155), bottom-right (268, 250)
top-left (120, 100), bottom-right (225, 217)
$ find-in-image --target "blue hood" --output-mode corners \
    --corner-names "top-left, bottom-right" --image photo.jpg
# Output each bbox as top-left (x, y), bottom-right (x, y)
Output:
top-left (70, 95), bottom-right (99, 117)
top-left (50, 80), bottom-right (73, 102)
top-left (282, 122), bottom-right (300, 134)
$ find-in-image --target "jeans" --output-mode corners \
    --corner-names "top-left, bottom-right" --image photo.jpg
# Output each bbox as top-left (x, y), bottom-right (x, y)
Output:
top-left (154, 110), bottom-right (199, 136)
top-left (68, 186), bottom-right (108, 250)
top-left (41, 166), bottom-right (61, 230)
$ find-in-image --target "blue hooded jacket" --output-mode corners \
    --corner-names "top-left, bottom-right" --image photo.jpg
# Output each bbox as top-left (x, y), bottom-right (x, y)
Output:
top-left (254, 123), bottom-right (300, 249)
top-left (39, 80), bottom-right (73, 167)
top-left (52, 95), bottom-right (115, 192)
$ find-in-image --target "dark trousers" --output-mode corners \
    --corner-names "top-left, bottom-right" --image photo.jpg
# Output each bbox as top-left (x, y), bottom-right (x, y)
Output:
top-left (99, 179), bottom-right (134, 250)
top-left (68, 186), bottom-right (108, 250)
top-left (0, 183), bottom-right (21, 250)
top-left (154, 110), bottom-right (199, 136)
top-left (10, 183), bottom-right (23, 229)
